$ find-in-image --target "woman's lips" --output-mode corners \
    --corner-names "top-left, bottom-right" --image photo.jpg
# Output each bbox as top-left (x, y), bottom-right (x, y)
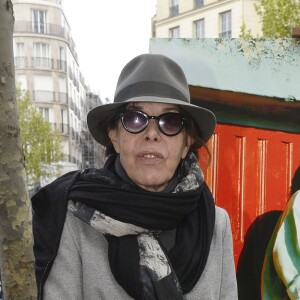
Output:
top-left (137, 151), bottom-right (163, 164)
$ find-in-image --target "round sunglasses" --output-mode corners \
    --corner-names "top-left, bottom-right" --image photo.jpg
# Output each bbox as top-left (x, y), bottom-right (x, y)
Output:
top-left (118, 109), bottom-right (188, 136)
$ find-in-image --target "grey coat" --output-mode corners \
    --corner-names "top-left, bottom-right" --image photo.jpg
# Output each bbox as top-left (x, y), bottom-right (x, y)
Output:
top-left (44, 206), bottom-right (238, 300)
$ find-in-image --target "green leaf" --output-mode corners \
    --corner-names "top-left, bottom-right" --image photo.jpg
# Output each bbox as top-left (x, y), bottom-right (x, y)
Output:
top-left (17, 89), bottom-right (63, 183)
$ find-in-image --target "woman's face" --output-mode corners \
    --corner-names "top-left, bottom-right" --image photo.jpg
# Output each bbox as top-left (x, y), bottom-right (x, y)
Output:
top-left (108, 102), bottom-right (193, 192)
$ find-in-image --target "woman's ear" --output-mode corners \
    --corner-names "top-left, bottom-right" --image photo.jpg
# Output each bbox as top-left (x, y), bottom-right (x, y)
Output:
top-left (108, 127), bottom-right (120, 153)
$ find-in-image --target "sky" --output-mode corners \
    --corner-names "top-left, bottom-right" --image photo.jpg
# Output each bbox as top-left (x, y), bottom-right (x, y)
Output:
top-left (62, 0), bottom-right (157, 102)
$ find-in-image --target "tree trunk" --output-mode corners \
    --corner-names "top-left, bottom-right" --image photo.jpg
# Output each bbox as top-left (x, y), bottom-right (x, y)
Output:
top-left (0, 0), bottom-right (37, 298)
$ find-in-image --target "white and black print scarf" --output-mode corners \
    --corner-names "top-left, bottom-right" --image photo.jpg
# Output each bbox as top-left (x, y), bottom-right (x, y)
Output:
top-left (68, 152), bottom-right (215, 299)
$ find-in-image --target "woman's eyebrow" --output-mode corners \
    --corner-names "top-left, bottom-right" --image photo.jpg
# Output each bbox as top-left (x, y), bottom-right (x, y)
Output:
top-left (162, 106), bottom-right (179, 112)
top-left (126, 103), bottom-right (142, 109)
top-left (126, 104), bottom-right (180, 112)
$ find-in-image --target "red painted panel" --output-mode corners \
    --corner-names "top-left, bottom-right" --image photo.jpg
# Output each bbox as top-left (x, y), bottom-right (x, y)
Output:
top-left (199, 124), bottom-right (300, 266)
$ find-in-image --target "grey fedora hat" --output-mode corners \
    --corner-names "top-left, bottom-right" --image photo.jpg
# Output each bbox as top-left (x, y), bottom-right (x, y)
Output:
top-left (87, 53), bottom-right (216, 146)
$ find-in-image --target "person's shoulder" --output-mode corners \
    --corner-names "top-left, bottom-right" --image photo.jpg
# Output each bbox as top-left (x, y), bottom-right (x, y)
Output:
top-left (214, 206), bottom-right (231, 233)
top-left (31, 170), bottom-right (81, 212)
top-left (37, 170), bottom-right (80, 193)
top-left (49, 170), bottom-right (82, 186)
top-left (215, 206), bottom-right (229, 219)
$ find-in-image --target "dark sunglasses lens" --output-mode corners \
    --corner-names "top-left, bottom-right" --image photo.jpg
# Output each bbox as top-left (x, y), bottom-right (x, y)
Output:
top-left (122, 110), bottom-right (147, 133)
top-left (160, 113), bottom-right (184, 135)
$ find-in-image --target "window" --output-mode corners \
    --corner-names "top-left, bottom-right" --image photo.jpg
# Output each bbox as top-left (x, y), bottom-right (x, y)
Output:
top-left (58, 77), bottom-right (67, 103)
top-left (33, 43), bottom-right (51, 68)
top-left (32, 10), bottom-right (47, 33)
top-left (33, 75), bottom-right (53, 102)
top-left (38, 107), bottom-right (54, 124)
top-left (170, 0), bottom-right (179, 16)
top-left (14, 43), bottom-right (26, 67)
top-left (195, 0), bottom-right (204, 8)
top-left (194, 19), bottom-right (205, 38)
top-left (220, 11), bottom-right (232, 38)
top-left (58, 47), bottom-right (66, 70)
top-left (34, 75), bottom-right (53, 91)
top-left (61, 109), bottom-right (67, 123)
top-left (61, 109), bottom-right (68, 133)
top-left (16, 74), bottom-right (27, 90)
top-left (15, 43), bottom-right (24, 56)
top-left (169, 26), bottom-right (180, 38)
top-left (39, 107), bottom-right (50, 122)
top-left (34, 43), bottom-right (49, 58)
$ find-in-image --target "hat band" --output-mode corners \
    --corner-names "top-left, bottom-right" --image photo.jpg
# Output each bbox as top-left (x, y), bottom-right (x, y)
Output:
top-left (114, 81), bottom-right (189, 104)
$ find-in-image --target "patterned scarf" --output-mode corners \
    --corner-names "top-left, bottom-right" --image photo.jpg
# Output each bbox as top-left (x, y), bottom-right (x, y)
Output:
top-left (68, 152), bottom-right (215, 299)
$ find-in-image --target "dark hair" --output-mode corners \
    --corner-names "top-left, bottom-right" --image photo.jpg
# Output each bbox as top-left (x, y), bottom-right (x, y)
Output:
top-left (186, 116), bottom-right (211, 165)
top-left (104, 104), bottom-right (127, 157)
top-left (105, 119), bottom-right (118, 157)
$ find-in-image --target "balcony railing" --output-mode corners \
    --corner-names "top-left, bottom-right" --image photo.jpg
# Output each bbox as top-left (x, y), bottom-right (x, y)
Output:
top-left (14, 56), bottom-right (27, 68)
top-left (79, 73), bottom-right (85, 86)
top-left (33, 90), bottom-right (55, 102)
top-left (58, 92), bottom-right (68, 104)
top-left (219, 30), bottom-right (232, 38)
top-left (57, 59), bottom-right (67, 71)
top-left (31, 57), bottom-right (54, 69)
top-left (73, 77), bottom-right (79, 91)
top-left (76, 132), bottom-right (80, 143)
top-left (71, 127), bottom-right (75, 139)
top-left (14, 21), bottom-right (78, 63)
top-left (15, 56), bottom-right (66, 71)
top-left (169, 5), bottom-right (179, 16)
top-left (31, 90), bottom-right (69, 104)
top-left (73, 105), bottom-right (81, 118)
top-left (60, 123), bottom-right (69, 134)
top-left (69, 97), bottom-right (75, 110)
top-left (68, 67), bottom-right (74, 81)
top-left (49, 123), bottom-right (69, 134)
top-left (14, 21), bottom-right (65, 38)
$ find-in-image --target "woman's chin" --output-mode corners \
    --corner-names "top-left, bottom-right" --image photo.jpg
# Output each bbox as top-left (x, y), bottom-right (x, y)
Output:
top-left (136, 179), bottom-right (168, 192)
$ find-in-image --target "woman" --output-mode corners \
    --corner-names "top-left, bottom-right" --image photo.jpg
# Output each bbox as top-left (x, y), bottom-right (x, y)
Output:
top-left (261, 190), bottom-right (300, 300)
top-left (261, 167), bottom-right (300, 300)
top-left (32, 54), bottom-right (238, 299)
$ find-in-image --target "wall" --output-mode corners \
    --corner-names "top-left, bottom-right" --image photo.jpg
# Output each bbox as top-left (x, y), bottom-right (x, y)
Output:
top-left (154, 0), bottom-right (261, 38)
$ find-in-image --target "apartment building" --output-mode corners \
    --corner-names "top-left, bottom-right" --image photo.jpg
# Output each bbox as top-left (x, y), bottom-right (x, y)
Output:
top-left (82, 91), bottom-right (106, 170)
top-left (12, 0), bottom-right (90, 177)
top-left (153, 0), bottom-right (261, 38)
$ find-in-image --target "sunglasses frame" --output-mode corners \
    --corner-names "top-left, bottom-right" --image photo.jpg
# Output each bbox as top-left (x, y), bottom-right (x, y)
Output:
top-left (119, 109), bottom-right (188, 136)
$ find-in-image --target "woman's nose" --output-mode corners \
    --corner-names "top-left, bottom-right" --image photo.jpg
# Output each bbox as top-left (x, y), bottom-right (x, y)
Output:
top-left (143, 119), bottom-right (162, 142)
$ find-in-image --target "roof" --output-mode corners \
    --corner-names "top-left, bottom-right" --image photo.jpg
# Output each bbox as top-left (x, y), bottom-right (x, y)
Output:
top-left (149, 38), bottom-right (300, 102)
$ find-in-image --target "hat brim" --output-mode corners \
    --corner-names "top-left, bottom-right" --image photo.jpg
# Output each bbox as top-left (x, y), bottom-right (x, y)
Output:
top-left (87, 96), bottom-right (216, 146)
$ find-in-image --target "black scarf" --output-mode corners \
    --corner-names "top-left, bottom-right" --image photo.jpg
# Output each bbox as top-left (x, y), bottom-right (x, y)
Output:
top-left (68, 153), bottom-right (215, 299)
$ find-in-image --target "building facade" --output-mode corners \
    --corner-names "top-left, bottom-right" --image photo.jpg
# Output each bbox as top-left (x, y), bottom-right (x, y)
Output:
top-left (153, 0), bottom-right (261, 38)
top-left (82, 91), bottom-right (106, 170)
top-left (12, 0), bottom-right (95, 179)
